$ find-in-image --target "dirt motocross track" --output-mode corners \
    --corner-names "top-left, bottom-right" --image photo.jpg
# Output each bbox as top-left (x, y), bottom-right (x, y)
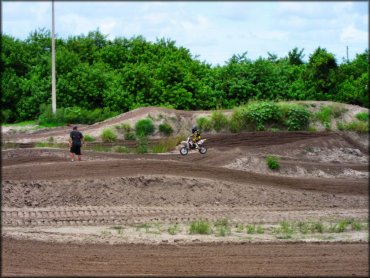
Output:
top-left (2, 124), bottom-right (369, 276)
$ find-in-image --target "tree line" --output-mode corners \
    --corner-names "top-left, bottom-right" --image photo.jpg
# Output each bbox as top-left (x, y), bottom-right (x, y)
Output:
top-left (1, 29), bottom-right (368, 123)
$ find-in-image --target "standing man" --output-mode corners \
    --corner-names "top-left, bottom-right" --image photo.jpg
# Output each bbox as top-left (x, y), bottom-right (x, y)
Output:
top-left (69, 126), bottom-right (84, 161)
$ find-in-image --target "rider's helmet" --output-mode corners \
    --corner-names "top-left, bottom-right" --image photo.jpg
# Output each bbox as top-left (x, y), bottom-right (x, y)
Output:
top-left (191, 125), bottom-right (198, 134)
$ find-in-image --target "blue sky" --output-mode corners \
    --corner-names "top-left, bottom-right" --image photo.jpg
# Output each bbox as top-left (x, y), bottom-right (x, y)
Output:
top-left (2, 1), bottom-right (368, 66)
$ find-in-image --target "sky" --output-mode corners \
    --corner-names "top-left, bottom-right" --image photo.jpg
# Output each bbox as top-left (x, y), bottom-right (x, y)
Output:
top-left (2, 1), bottom-right (368, 66)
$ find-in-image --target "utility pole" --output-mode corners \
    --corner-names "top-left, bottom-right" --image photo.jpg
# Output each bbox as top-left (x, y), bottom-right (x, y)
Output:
top-left (346, 46), bottom-right (349, 62)
top-left (51, 0), bottom-right (56, 114)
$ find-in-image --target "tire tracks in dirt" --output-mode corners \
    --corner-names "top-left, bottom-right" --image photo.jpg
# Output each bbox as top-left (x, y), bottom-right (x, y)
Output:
top-left (3, 206), bottom-right (367, 227)
top-left (3, 158), bottom-right (367, 195)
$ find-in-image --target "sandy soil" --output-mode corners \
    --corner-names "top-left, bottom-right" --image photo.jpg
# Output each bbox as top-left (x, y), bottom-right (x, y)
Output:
top-left (2, 109), bottom-right (369, 276)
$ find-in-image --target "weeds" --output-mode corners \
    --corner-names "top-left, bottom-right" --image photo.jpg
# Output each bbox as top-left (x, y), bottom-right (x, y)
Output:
top-left (211, 110), bottom-right (229, 132)
top-left (168, 224), bottom-right (181, 235)
top-left (189, 220), bottom-right (212, 235)
top-left (110, 226), bottom-right (124, 234)
top-left (214, 218), bottom-right (230, 237)
top-left (337, 120), bottom-right (368, 133)
top-left (84, 134), bottom-right (95, 142)
top-left (135, 118), bottom-right (155, 137)
top-left (266, 155), bottom-right (280, 170)
top-left (355, 112), bottom-right (368, 122)
top-left (256, 225), bottom-right (265, 234)
top-left (196, 116), bottom-right (213, 132)
top-left (315, 106), bottom-right (333, 126)
top-left (113, 146), bottom-right (129, 153)
top-left (159, 122), bottom-right (174, 136)
top-left (136, 223), bottom-right (151, 233)
top-left (235, 223), bottom-right (244, 233)
top-left (101, 128), bottom-right (117, 142)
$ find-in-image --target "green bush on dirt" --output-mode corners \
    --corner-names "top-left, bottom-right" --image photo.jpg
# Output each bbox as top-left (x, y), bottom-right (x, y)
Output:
top-left (135, 118), bottom-right (155, 137)
top-left (196, 116), bottom-right (213, 132)
top-left (84, 134), bottom-right (95, 142)
top-left (355, 112), bottom-right (369, 122)
top-left (189, 220), bottom-right (212, 235)
top-left (266, 155), bottom-right (280, 170)
top-left (159, 122), bottom-right (173, 136)
top-left (285, 105), bottom-right (310, 131)
top-left (211, 111), bottom-right (229, 132)
top-left (101, 128), bottom-right (117, 142)
top-left (315, 106), bottom-right (333, 126)
top-left (136, 136), bottom-right (149, 154)
top-left (243, 101), bottom-right (280, 131)
top-left (124, 132), bottom-right (136, 140)
top-left (229, 107), bottom-right (245, 133)
top-left (341, 121), bottom-right (368, 133)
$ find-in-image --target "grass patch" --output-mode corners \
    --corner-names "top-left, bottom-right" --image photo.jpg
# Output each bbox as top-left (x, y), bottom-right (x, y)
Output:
top-left (246, 224), bottom-right (256, 234)
top-left (211, 110), bottom-right (229, 132)
top-left (315, 106), bottom-right (333, 126)
top-left (235, 223), bottom-right (244, 233)
top-left (340, 121), bottom-right (368, 133)
top-left (84, 134), bottom-right (95, 142)
top-left (136, 136), bottom-right (149, 154)
top-left (329, 103), bottom-right (347, 118)
top-left (100, 128), bottom-right (117, 142)
top-left (266, 155), bottom-right (280, 170)
top-left (113, 146), bottom-right (129, 153)
top-left (256, 225), bottom-right (265, 234)
top-left (168, 224), bottom-right (181, 235)
top-left (135, 118), bottom-right (155, 137)
top-left (150, 136), bottom-right (182, 153)
top-left (214, 218), bottom-right (230, 237)
top-left (196, 116), bottom-right (213, 132)
top-left (273, 221), bottom-right (295, 239)
top-left (189, 220), bottom-right (212, 235)
top-left (355, 112), bottom-right (368, 122)
top-left (159, 122), bottom-right (174, 136)
top-left (136, 223), bottom-right (151, 233)
top-left (110, 226), bottom-right (124, 234)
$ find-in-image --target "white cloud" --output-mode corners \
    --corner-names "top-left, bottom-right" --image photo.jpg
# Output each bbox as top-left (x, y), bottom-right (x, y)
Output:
top-left (340, 25), bottom-right (368, 44)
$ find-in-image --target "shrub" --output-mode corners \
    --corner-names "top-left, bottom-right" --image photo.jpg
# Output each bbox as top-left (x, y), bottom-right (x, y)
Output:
top-left (151, 136), bottom-right (179, 153)
top-left (310, 222), bottom-right (324, 233)
top-left (168, 224), bottom-right (181, 235)
top-left (189, 220), bottom-right (212, 235)
top-left (350, 220), bottom-right (363, 231)
top-left (124, 132), bottom-right (136, 140)
top-left (297, 221), bottom-right (309, 234)
top-left (113, 146), bottom-right (129, 153)
top-left (266, 155), bottom-right (280, 170)
top-left (211, 111), bottom-right (229, 132)
top-left (229, 107), bottom-right (245, 133)
top-left (243, 101), bottom-right (280, 131)
top-left (256, 225), bottom-right (265, 234)
top-left (285, 105), bottom-right (310, 131)
top-left (136, 136), bottom-right (149, 154)
top-left (355, 112), bottom-right (369, 122)
top-left (246, 224), bottom-right (256, 234)
top-left (315, 106), bottom-right (333, 126)
top-left (135, 118), bottom-right (155, 137)
top-left (330, 104), bottom-right (347, 118)
top-left (84, 134), bottom-right (95, 142)
top-left (159, 122), bottom-right (173, 136)
top-left (196, 116), bottom-right (213, 132)
top-left (214, 218), bottom-right (230, 236)
top-left (101, 128), bottom-right (117, 142)
top-left (343, 121), bottom-right (368, 133)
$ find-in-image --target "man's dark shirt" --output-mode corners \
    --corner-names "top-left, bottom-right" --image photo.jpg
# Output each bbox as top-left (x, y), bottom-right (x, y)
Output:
top-left (70, 131), bottom-right (83, 146)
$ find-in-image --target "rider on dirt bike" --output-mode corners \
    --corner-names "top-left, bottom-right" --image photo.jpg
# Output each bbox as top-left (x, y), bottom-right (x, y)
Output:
top-left (190, 125), bottom-right (202, 149)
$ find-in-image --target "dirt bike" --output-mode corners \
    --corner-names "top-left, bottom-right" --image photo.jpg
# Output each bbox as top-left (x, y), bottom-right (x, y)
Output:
top-left (179, 137), bottom-right (207, 155)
